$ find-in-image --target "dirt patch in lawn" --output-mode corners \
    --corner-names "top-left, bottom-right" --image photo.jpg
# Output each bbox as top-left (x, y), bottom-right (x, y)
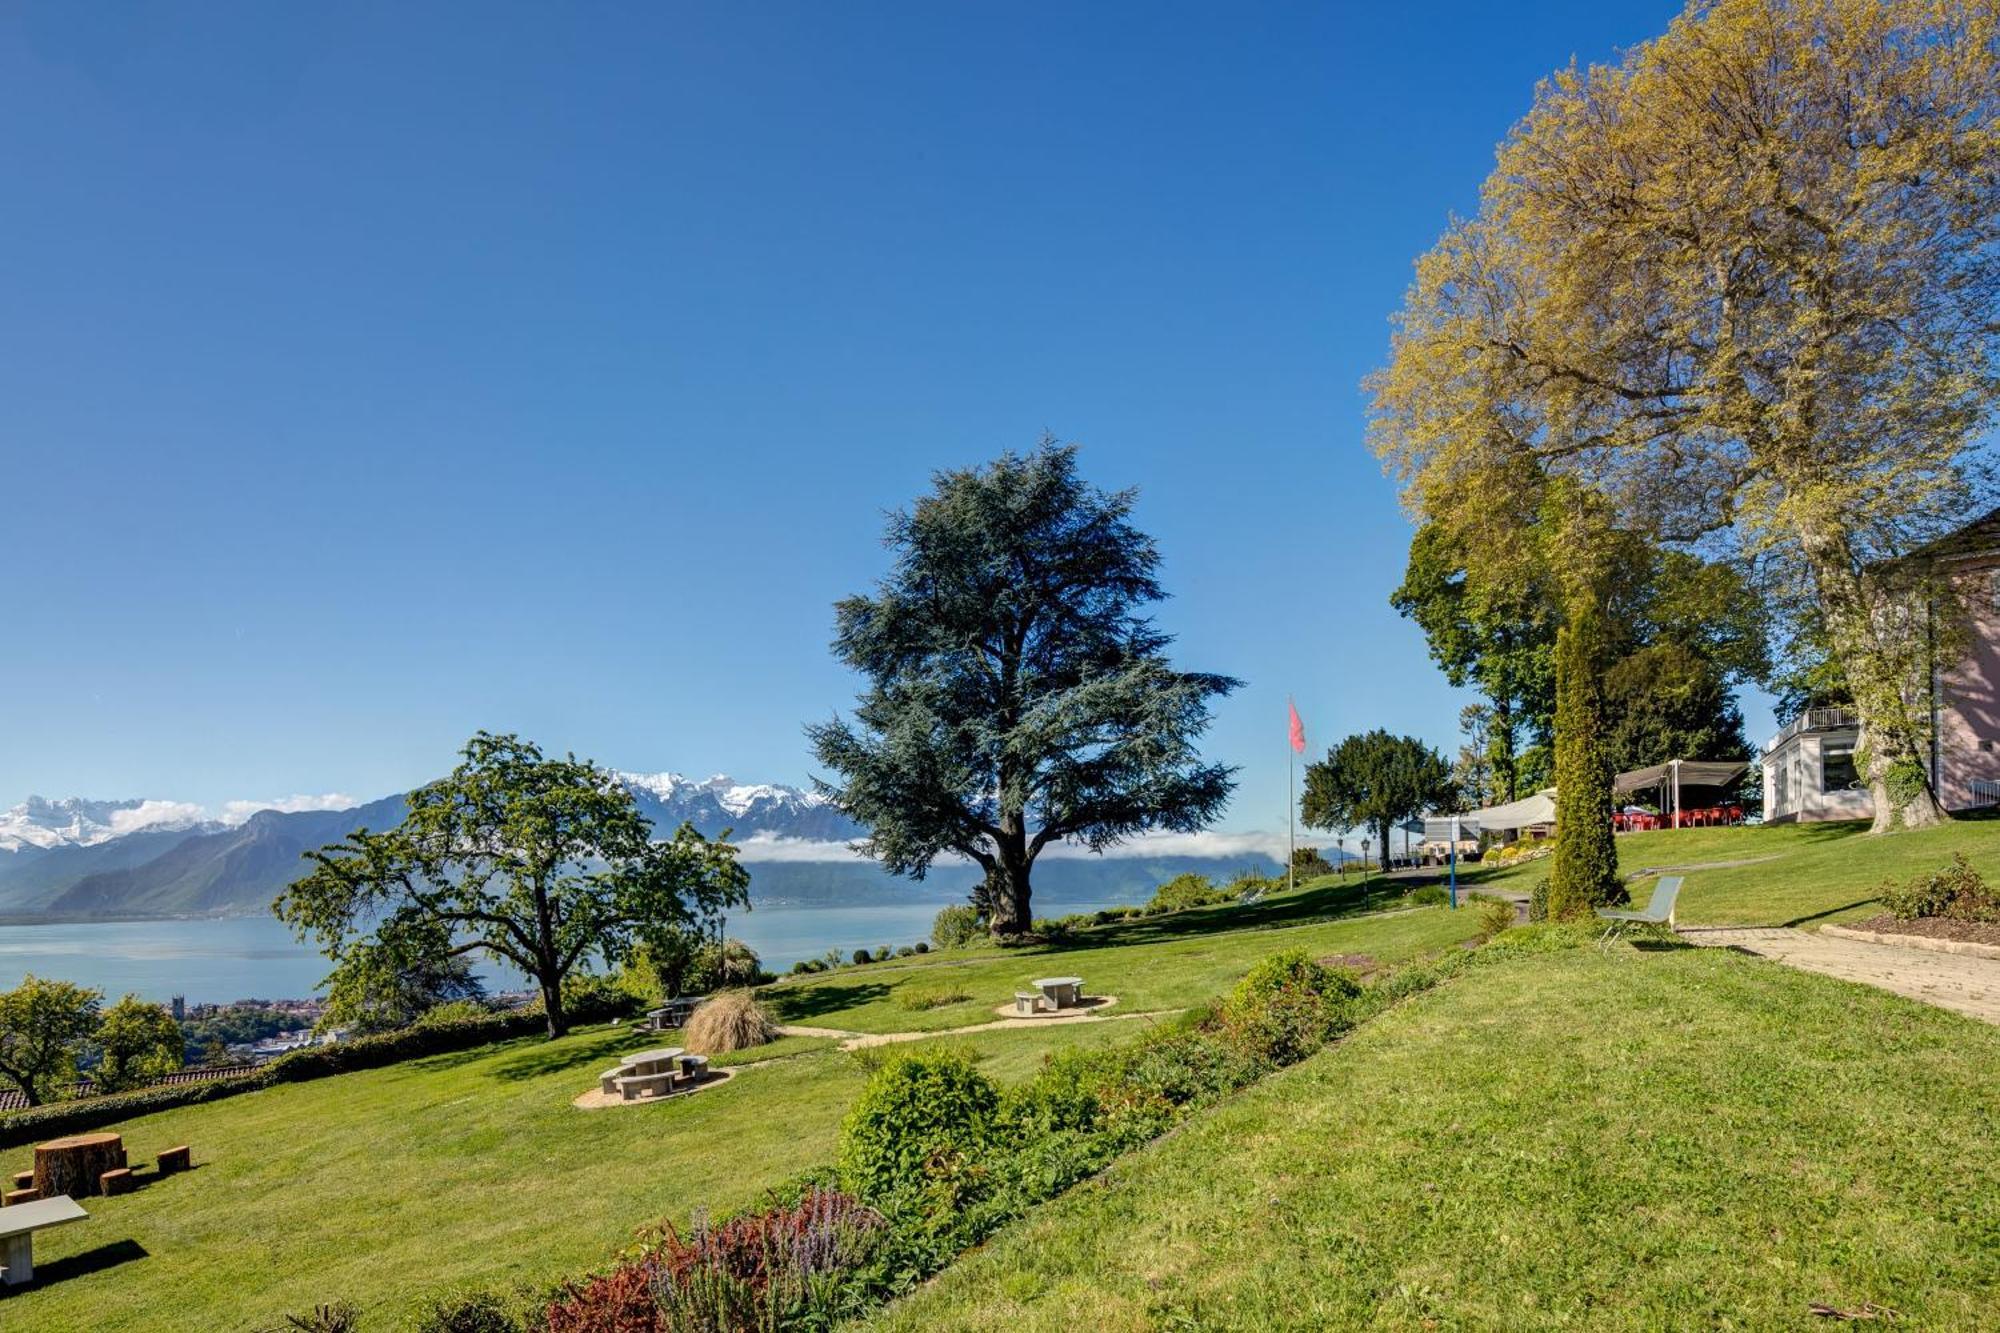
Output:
top-left (1853, 914), bottom-right (2000, 948)
top-left (1317, 953), bottom-right (1381, 975)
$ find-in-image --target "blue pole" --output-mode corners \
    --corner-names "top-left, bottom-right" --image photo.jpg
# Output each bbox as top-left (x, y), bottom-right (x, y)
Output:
top-left (1448, 814), bottom-right (1459, 909)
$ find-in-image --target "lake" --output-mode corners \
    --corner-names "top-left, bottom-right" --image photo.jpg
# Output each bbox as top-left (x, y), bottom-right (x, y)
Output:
top-left (0, 892), bottom-right (1130, 1004)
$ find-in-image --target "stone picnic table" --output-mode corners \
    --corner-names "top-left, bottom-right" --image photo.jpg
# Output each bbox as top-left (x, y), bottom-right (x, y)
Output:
top-left (1031, 977), bottom-right (1084, 1011)
top-left (598, 1047), bottom-right (710, 1102)
top-left (0, 1193), bottom-right (88, 1285)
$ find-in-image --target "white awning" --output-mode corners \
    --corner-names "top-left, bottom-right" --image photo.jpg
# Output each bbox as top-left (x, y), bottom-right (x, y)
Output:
top-left (1463, 788), bottom-right (1557, 832)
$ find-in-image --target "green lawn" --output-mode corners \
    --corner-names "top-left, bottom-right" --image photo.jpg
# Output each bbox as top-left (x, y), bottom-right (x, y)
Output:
top-left (866, 943), bottom-right (2000, 1331)
top-left (1462, 816), bottom-right (2000, 927)
top-left (0, 881), bottom-right (1453, 1330)
top-left (764, 875), bottom-right (1481, 1034)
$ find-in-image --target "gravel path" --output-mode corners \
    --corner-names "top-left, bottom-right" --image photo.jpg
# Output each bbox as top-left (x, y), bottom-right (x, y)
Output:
top-left (1682, 926), bottom-right (2000, 1025)
top-left (777, 1001), bottom-right (1179, 1052)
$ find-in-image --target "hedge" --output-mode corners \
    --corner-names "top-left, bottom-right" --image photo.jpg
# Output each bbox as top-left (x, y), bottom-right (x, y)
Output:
top-left (0, 991), bottom-right (636, 1149)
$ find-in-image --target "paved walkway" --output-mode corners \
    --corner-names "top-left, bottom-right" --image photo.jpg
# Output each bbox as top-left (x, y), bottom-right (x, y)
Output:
top-left (1682, 927), bottom-right (2000, 1025)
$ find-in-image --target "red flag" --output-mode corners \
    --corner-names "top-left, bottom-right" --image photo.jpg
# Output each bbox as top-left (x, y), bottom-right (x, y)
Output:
top-left (1288, 698), bottom-right (1306, 754)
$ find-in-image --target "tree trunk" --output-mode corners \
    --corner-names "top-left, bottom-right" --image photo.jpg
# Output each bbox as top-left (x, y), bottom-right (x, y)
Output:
top-left (539, 975), bottom-right (568, 1039)
top-left (987, 823), bottom-right (1033, 937)
top-left (1795, 519), bottom-right (1949, 834)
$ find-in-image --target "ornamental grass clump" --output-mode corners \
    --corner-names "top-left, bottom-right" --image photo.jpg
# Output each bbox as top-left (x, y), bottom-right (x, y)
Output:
top-left (681, 990), bottom-right (776, 1056)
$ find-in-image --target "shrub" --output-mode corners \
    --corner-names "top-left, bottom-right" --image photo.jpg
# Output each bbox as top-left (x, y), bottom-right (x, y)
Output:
top-left (682, 990), bottom-right (776, 1055)
top-left (1226, 872), bottom-right (1283, 899)
top-left (407, 1285), bottom-right (536, 1333)
top-left (1405, 884), bottom-right (1448, 907)
top-left (837, 1048), bottom-right (1000, 1204)
top-left (269, 1304), bottom-right (361, 1333)
top-left (895, 945), bottom-right (915, 958)
top-left (913, 941), bottom-right (929, 954)
top-left (1291, 846), bottom-right (1337, 879)
top-left (642, 1188), bottom-right (884, 1330)
top-left (1474, 896), bottom-right (1516, 940)
top-left (1221, 951), bottom-right (1362, 1066)
top-left (1880, 852), bottom-right (2000, 923)
top-left (1146, 872), bottom-right (1228, 914)
top-left (416, 999), bottom-right (494, 1028)
top-left (852, 949), bottom-right (873, 966)
top-left (895, 985), bottom-right (970, 1012)
top-left (931, 904), bottom-right (985, 950)
top-left (544, 1262), bottom-right (661, 1332)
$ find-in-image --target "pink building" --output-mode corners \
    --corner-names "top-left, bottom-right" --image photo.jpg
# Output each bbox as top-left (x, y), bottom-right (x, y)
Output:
top-left (1762, 508), bottom-right (2000, 821)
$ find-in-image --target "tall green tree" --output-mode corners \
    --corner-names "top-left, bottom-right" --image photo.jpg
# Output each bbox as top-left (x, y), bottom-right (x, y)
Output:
top-left (0, 976), bottom-right (101, 1107)
top-left (809, 441), bottom-right (1239, 936)
top-left (317, 924), bottom-right (488, 1035)
top-left (277, 733), bottom-right (750, 1038)
top-left (93, 994), bottom-right (185, 1093)
top-left (1603, 643), bottom-right (1749, 776)
top-left (1379, 0), bottom-right (2000, 831)
top-left (1300, 731), bottom-right (1455, 874)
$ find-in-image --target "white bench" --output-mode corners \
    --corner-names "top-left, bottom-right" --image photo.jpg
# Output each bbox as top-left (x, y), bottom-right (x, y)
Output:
top-left (0, 1193), bottom-right (87, 1285)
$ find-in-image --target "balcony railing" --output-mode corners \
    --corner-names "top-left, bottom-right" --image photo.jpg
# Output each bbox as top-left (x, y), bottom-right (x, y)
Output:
top-left (1762, 706), bottom-right (1860, 754)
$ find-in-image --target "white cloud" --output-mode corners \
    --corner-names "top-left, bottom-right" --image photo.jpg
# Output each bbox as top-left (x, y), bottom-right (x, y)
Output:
top-left (730, 828), bottom-right (1290, 863)
top-left (219, 793), bottom-right (359, 825)
top-left (105, 800), bottom-right (207, 837)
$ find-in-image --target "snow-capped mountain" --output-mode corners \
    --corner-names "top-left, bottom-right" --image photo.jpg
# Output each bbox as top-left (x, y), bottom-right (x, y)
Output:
top-left (0, 796), bottom-right (213, 852)
top-left (618, 772), bottom-right (862, 842)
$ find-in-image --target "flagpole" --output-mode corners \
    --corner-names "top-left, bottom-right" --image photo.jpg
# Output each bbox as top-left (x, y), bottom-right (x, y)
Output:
top-left (1287, 697), bottom-right (1297, 895)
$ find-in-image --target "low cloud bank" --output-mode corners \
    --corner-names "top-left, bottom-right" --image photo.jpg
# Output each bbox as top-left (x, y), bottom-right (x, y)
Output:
top-left (218, 793), bottom-right (359, 825)
top-left (730, 827), bottom-right (1289, 864)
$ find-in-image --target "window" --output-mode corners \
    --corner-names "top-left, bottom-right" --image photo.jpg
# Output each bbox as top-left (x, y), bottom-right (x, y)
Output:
top-left (1771, 760), bottom-right (1789, 814)
top-left (1823, 744), bottom-right (1860, 792)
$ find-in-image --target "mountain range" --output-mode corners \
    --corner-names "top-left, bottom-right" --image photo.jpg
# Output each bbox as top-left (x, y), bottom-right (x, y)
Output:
top-left (0, 776), bottom-right (1280, 920)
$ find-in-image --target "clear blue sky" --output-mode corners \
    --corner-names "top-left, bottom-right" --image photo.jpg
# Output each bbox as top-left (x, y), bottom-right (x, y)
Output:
top-left (0, 1), bottom-right (1770, 832)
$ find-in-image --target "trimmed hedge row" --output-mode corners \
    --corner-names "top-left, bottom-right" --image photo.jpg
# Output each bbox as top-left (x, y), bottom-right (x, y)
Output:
top-left (0, 992), bottom-right (637, 1149)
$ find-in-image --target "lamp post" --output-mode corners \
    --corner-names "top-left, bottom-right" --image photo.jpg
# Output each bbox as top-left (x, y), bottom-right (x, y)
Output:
top-left (1361, 837), bottom-right (1371, 877)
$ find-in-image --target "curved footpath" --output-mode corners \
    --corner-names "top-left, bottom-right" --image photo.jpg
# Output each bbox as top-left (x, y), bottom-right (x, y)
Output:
top-left (1683, 926), bottom-right (2000, 1025)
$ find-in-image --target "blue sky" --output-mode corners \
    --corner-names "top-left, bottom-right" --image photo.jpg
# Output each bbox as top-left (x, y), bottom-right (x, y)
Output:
top-left (0, 1), bottom-right (1770, 835)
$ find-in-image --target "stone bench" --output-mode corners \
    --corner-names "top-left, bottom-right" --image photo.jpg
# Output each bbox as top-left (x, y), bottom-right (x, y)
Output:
top-left (0, 1194), bottom-right (87, 1285)
top-left (677, 1054), bottom-right (709, 1080)
top-left (1014, 992), bottom-right (1044, 1016)
top-left (614, 1071), bottom-right (679, 1102)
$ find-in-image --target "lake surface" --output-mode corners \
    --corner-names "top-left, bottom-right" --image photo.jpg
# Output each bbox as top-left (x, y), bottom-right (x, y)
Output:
top-left (0, 892), bottom-right (1130, 1003)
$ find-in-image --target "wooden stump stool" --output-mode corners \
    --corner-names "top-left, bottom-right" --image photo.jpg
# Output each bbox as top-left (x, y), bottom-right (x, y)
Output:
top-left (2, 1187), bottom-right (39, 1206)
top-left (33, 1133), bottom-right (125, 1199)
top-left (157, 1145), bottom-right (192, 1174)
top-left (7, 1171), bottom-right (30, 1191)
top-left (100, 1167), bottom-right (135, 1196)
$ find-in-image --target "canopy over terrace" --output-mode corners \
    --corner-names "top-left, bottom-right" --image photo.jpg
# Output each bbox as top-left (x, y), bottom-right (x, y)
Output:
top-left (1614, 758), bottom-right (1750, 829)
top-left (1461, 789), bottom-right (1557, 842)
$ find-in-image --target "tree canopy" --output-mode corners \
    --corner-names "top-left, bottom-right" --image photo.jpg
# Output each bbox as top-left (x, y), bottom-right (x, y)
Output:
top-left (1372, 0), bottom-right (2000, 831)
top-left (93, 994), bottom-right (185, 1093)
top-left (276, 732), bottom-right (749, 1038)
top-left (1300, 731), bottom-right (1455, 873)
top-left (809, 440), bottom-right (1239, 935)
top-left (0, 975), bottom-right (101, 1107)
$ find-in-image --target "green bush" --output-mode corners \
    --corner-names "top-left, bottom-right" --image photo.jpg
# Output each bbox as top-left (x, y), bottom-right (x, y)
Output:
top-left (931, 904), bottom-right (985, 950)
top-left (852, 949), bottom-right (873, 966)
top-left (1221, 951), bottom-right (1362, 1066)
top-left (403, 1283), bottom-right (544, 1333)
top-left (415, 999), bottom-right (493, 1028)
top-left (1406, 884), bottom-right (1448, 907)
top-left (837, 1048), bottom-right (1001, 1204)
top-left (1880, 852), bottom-right (2000, 923)
top-left (1146, 873), bottom-right (1229, 914)
top-left (1474, 896), bottom-right (1516, 939)
top-left (0, 1068), bottom-right (270, 1149)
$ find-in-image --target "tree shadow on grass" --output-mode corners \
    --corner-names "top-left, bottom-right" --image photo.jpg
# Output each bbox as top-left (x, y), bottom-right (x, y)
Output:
top-left (761, 982), bottom-right (892, 1025)
top-left (1782, 898), bottom-right (1880, 929)
top-left (0, 1238), bottom-right (148, 1292)
top-left (1071, 878), bottom-right (1410, 950)
top-left (486, 1037), bottom-right (628, 1083)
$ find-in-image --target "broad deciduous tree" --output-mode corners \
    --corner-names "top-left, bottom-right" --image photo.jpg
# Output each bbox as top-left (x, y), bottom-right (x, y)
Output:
top-left (93, 994), bottom-right (185, 1093)
top-left (277, 733), bottom-right (749, 1038)
top-left (0, 976), bottom-right (101, 1107)
top-left (1377, 0), bottom-right (2000, 832)
top-left (810, 441), bottom-right (1239, 936)
top-left (1300, 731), bottom-right (1456, 875)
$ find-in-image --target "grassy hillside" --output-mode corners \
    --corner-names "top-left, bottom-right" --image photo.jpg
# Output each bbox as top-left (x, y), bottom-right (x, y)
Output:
top-left (868, 944), bottom-right (2000, 1331)
top-left (0, 874), bottom-right (1452, 1330)
top-left (1461, 816), bottom-right (2000, 926)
